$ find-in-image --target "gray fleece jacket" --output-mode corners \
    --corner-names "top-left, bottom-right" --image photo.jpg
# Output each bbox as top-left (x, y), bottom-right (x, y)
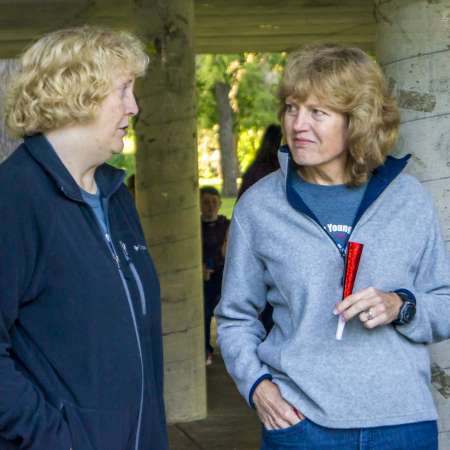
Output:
top-left (216, 147), bottom-right (450, 428)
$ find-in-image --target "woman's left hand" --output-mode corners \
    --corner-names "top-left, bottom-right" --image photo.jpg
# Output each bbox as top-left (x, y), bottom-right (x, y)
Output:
top-left (334, 287), bottom-right (403, 329)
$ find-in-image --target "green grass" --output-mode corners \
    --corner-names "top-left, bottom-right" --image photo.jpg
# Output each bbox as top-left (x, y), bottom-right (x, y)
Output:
top-left (220, 197), bottom-right (236, 219)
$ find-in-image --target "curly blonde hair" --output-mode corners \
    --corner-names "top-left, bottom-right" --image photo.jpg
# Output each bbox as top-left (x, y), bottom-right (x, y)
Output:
top-left (279, 44), bottom-right (400, 186)
top-left (5, 26), bottom-right (149, 137)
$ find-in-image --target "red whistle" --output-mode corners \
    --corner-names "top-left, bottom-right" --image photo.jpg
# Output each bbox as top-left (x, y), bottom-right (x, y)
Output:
top-left (342, 242), bottom-right (364, 299)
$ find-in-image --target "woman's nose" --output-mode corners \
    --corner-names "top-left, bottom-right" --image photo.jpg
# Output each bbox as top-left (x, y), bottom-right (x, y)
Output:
top-left (293, 109), bottom-right (310, 131)
top-left (127, 93), bottom-right (139, 117)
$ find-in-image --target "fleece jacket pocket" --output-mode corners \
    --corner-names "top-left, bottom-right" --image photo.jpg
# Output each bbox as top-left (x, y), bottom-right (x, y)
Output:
top-left (62, 401), bottom-right (132, 450)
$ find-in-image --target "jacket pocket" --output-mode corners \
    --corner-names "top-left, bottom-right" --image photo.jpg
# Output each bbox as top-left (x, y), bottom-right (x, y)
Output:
top-left (61, 402), bottom-right (132, 450)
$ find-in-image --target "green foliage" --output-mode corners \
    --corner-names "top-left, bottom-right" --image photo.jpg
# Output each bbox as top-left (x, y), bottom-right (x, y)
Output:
top-left (196, 54), bottom-right (242, 129)
top-left (196, 53), bottom-right (286, 134)
top-left (198, 127), bottom-right (221, 179)
top-left (196, 52), bottom-right (286, 176)
top-left (237, 127), bottom-right (264, 172)
top-left (236, 53), bottom-right (286, 131)
top-left (107, 126), bottom-right (137, 180)
top-left (196, 55), bottom-right (223, 129)
top-left (220, 197), bottom-right (236, 219)
top-left (108, 153), bottom-right (135, 180)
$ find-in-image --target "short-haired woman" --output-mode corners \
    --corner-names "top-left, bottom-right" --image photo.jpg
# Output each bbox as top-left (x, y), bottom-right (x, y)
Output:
top-left (216, 44), bottom-right (450, 449)
top-left (0, 27), bottom-right (168, 450)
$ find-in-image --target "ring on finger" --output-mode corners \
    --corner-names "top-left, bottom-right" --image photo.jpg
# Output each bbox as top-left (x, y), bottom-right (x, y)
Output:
top-left (367, 308), bottom-right (374, 321)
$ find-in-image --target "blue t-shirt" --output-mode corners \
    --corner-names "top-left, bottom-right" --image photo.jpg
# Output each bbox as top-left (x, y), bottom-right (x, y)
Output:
top-left (80, 188), bottom-right (108, 234)
top-left (293, 174), bottom-right (367, 252)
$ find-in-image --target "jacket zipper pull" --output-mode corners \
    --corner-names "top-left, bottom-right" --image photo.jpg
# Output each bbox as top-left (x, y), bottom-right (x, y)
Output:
top-left (120, 241), bottom-right (131, 263)
top-left (105, 233), bottom-right (121, 270)
top-left (339, 247), bottom-right (346, 286)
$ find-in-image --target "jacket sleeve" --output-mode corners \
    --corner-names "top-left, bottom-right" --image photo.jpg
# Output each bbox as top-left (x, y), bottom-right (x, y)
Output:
top-left (215, 213), bottom-right (272, 406)
top-left (395, 204), bottom-right (450, 343)
top-left (0, 198), bottom-right (72, 450)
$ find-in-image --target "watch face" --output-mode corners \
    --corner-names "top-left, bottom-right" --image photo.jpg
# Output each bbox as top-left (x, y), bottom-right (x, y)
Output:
top-left (401, 302), bottom-right (416, 324)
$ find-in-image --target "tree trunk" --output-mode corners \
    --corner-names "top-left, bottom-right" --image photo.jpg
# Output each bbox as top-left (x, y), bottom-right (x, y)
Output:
top-left (214, 81), bottom-right (238, 196)
top-left (376, 1), bottom-right (450, 447)
top-left (131, 0), bottom-right (206, 423)
top-left (0, 59), bottom-right (20, 163)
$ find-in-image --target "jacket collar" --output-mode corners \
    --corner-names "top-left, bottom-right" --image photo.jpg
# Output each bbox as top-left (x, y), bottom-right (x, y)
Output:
top-left (278, 144), bottom-right (411, 225)
top-left (24, 134), bottom-right (126, 202)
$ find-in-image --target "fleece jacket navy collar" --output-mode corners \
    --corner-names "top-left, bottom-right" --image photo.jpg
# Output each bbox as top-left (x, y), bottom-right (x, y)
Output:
top-left (24, 134), bottom-right (125, 202)
top-left (280, 144), bottom-right (411, 229)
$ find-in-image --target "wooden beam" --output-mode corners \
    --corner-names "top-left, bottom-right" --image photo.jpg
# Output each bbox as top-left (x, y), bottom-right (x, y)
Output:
top-left (0, 0), bottom-right (376, 58)
top-left (194, 33), bottom-right (375, 54)
top-left (196, 14), bottom-right (374, 27)
top-left (194, 0), bottom-right (373, 13)
top-left (196, 22), bottom-right (376, 37)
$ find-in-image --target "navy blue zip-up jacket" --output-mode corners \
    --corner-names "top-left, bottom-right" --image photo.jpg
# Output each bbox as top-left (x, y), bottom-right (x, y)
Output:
top-left (0, 134), bottom-right (168, 450)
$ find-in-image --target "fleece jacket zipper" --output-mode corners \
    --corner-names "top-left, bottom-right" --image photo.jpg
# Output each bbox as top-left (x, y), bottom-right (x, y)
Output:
top-left (105, 232), bottom-right (145, 450)
top-left (119, 241), bottom-right (147, 316)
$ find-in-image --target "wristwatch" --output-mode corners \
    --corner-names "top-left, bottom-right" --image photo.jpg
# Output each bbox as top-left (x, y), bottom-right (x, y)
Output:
top-left (392, 289), bottom-right (416, 326)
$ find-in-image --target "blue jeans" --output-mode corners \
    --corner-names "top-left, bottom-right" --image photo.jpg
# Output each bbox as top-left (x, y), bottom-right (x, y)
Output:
top-left (260, 419), bottom-right (437, 450)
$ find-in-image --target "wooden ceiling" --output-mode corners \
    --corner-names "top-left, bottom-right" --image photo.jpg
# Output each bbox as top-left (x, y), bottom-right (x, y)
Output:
top-left (195, 0), bottom-right (376, 54)
top-left (0, 0), bottom-right (375, 57)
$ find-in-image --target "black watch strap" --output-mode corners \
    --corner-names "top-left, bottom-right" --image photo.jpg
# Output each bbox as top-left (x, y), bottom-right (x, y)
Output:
top-left (392, 289), bottom-right (416, 326)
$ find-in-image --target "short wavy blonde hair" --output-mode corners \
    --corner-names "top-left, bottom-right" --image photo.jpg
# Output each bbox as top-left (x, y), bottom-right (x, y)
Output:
top-left (279, 43), bottom-right (400, 186)
top-left (5, 26), bottom-right (149, 137)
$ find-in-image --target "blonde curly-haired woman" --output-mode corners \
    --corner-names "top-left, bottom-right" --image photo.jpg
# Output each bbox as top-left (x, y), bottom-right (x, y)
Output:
top-left (0, 27), bottom-right (168, 450)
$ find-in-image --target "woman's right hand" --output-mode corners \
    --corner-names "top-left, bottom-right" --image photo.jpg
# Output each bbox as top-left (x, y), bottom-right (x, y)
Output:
top-left (252, 380), bottom-right (304, 430)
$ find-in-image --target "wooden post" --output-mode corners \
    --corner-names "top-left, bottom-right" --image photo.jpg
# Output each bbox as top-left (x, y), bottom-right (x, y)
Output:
top-left (376, 1), bottom-right (450, 446)
top-left (131, 0), bottom-right (207, 423)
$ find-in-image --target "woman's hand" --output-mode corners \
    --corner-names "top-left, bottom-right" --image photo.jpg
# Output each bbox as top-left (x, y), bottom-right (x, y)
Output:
top-left (334, 287), bottom-right (403, 329)
top-left (252, 380), bottom-right (304, 430)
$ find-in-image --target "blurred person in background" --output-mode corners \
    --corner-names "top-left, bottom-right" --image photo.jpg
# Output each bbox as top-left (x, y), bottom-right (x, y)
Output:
top-left (200, 186), bottom-right (230, 366)
top-left (237, 123), bottom-right (282, 200)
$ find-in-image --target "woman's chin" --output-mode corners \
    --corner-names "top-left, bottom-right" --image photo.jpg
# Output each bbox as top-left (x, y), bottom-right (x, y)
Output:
top-left (110, 145), bottom-right (125, 156)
